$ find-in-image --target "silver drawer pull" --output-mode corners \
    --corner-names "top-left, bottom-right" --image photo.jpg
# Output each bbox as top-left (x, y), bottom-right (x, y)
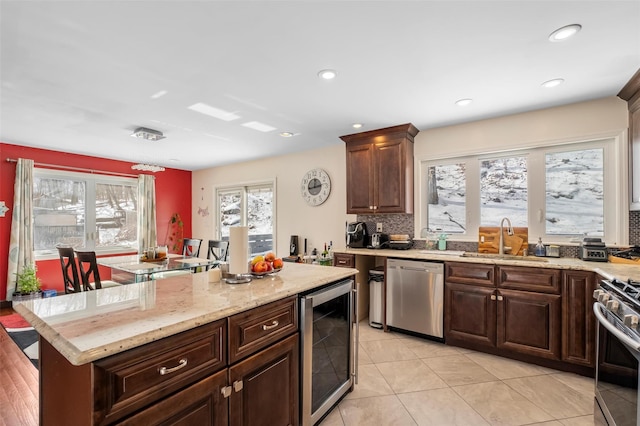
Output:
top-left (159, 358), bottom-right (188, 375)
top-left (262, 320), bottom-right (279, 331)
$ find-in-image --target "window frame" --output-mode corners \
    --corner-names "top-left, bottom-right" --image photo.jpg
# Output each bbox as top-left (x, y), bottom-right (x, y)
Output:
top-left (418, 134), bottom-right (628, 246)
top-left (33, 168), bottom-right (139, 260)
top-left (214, 179), bottom-right (277, 256)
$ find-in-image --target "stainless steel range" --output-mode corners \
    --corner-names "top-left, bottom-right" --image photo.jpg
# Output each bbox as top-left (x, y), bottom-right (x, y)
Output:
top-left (593, 275), bottom-right (640, 426)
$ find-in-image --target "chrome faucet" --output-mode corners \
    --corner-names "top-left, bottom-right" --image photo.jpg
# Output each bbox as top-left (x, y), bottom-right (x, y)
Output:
top-left (499, 217), bottom-right (514, 255)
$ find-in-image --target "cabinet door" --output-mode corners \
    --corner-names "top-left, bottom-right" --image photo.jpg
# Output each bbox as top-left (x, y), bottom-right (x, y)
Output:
top-left (374, 138), bottom-right (412, 213)
top-left (345, 143), bottom-right (375, 214)
top-left (229, 333), bottom-right (299, 426)
top-left (445, 282), bottom-right (496, 348)
top-left (118, 369), bottom-right (228, 426)
top-left (497, 289), bottom-right (561, 360)
top-left (562, 270), bottom-right (596, 368)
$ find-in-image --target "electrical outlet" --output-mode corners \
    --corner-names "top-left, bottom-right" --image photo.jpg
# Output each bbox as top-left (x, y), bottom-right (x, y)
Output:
top-left (376, 223), bottom-right (383, 232)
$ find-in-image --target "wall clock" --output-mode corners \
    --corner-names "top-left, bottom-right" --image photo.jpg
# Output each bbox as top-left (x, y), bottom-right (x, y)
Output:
top-left (301, 168), bottom-right (331, 206)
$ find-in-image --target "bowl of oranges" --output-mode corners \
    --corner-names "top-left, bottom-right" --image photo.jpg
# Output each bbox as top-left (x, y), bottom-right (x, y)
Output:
top-left (250, 252), bottom-right (284, 277)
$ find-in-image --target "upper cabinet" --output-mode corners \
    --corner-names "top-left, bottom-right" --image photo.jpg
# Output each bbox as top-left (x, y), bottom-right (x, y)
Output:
top-left (618, 68), bottom-right (640, 210)
top-left (340, 123), bottom-right (419, 214)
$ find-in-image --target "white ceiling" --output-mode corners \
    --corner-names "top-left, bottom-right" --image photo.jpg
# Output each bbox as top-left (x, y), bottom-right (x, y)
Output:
top-left (1, 1), bottom-right (639, 171)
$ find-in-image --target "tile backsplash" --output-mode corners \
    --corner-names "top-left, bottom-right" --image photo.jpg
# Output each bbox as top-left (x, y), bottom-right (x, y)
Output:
top-left (356, 210), bottom-right (640, 257)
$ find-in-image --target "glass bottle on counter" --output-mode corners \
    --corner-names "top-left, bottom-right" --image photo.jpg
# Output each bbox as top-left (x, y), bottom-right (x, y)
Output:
top-left (535, 237), bottom-right (546, 257)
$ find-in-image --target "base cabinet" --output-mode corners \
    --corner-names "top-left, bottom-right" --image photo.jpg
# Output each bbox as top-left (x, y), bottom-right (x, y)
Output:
top-left (445, 262), bottom-right (561, 361)
top-left (497, 289), bottom-right (561, 359)
top-left (562, 270), bottom-right (596, 368)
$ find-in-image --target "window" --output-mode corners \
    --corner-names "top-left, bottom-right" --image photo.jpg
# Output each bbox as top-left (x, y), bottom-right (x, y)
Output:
top-left (33, 169), bottom-right (138, 257)
top-left (217, 182), bottom-right (275, 256)
top-left (420, 138), bottom-right (621, 244)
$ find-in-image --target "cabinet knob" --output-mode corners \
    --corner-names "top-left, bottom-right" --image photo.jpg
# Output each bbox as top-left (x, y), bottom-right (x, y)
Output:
top-left (233, 380), bottom-right (244, 392)
top-left (490, 295), bottom-right (496, 301)
top-left (221, 386), bottom-right (232, 398)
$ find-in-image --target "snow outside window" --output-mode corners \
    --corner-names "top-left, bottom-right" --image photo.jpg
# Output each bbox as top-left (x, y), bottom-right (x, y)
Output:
top-left (33, 169), bottom-right (138, 258)
top-left (217, 182), bottom-right (274, 256)
top-left (420, 137), bottom-right (619, 244)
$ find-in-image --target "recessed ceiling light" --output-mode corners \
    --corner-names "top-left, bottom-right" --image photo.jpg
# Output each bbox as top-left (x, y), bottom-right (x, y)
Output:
top-left (318, 69), bottom-right (337, 80)
top-left (352, 123), bottom-right (363, 129)
top-left (280, 132), bottom-right (294, 137)
top-left (541, 78), bottom-right (565, 88)
top-left (548, 24), bottom-right (582, 42)
top-left (455, 98), bottom-right (473, 106)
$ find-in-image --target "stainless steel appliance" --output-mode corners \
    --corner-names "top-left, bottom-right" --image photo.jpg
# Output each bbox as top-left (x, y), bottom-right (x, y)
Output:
top-left (300, 279), bottom-right (357, 426)
top-left (579, 237), bottom-right (608, 262)
top-left (368, 269), bottom-right (384, 329)
top-left (346, 222), bottom-right (368, 248)
top-left (593, 274), bottom-right (640, 425)
top-left (368, 232), bottom-right (389, 249)
top-left (386, 259), bottom-right (444, 339)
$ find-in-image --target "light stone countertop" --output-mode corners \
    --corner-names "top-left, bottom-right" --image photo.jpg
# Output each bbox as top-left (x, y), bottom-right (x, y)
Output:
top-left (13, 263), bottom-right (356, 366)
top-left (336, 248), bottom-right (640, 281)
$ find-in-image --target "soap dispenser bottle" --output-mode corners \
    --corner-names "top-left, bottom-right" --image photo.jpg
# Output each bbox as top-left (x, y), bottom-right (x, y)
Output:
top-left (535, 237), bottom-right (546, 257)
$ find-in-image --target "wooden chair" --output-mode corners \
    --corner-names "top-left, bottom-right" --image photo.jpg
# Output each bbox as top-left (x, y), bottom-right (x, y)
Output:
top-left (206, 240), bottom-right (229, 271)
top-left (57, 246), bottom-right (81, 293)
top-left (75, 251), bottom-right (121, 290)
top-left (182, 238), bottom-right (202, 257)
top-left (207, 240), bottom-right (228, 262)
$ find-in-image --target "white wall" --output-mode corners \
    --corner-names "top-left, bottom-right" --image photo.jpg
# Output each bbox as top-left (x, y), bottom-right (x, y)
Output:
top-left (193, 96), bottom-right (631, 252)
top-left (192, 143), bottom-right (354, 256)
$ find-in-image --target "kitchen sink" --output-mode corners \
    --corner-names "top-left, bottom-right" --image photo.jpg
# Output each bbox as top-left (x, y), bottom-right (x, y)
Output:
top-left (460, 252), bottom-right (549, 262)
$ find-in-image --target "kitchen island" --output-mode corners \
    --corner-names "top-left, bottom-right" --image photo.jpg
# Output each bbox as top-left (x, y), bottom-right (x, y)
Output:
top-left (14, 262), bottom-right (357, 425)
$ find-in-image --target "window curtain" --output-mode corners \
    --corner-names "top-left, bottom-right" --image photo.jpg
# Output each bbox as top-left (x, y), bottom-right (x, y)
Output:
top-left (137, 174), bottom-right (157, 253)
top-left (6, 159), bottom-right (34, 301)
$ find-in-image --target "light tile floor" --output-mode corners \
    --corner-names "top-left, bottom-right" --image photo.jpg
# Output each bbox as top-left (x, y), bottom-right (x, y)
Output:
top-left (320, 320), bottom-right (595, 426)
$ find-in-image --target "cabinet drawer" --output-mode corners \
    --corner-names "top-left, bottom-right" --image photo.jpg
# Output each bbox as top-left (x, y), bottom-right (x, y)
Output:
top-left (333, 253), bottom-right (355, 268)
top-left (229, 296), bottom-right (298, 364)
top-left (445, 262), bottom-right (495, 287)
top-left (498, 266), bottom-right (561, 294)
top-left (94, 320), bottom-right (226, 425)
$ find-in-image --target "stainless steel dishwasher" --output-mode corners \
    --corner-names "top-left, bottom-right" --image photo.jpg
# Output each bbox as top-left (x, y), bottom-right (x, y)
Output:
top-left (386, 258), bottom-right (444, 339)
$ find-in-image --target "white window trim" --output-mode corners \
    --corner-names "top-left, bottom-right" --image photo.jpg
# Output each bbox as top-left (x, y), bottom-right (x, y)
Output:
top-left (416, 130), bottom-right (629, 246)
top-left (34, 168), bottom-right (138, 260)
top-left (213, 178), bottom-right (277, 247)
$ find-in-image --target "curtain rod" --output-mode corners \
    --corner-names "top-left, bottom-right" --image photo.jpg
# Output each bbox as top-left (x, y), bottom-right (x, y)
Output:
top-left (6, 158), bottom-right (139, 178)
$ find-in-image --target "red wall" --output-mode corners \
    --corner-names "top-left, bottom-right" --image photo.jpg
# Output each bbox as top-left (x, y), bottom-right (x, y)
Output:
top-left (0, 142), bottom-right (192, 299)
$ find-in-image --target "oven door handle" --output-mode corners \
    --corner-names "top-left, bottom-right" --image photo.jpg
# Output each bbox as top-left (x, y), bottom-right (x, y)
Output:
top-left (593, 302), bottom-right (640, 353)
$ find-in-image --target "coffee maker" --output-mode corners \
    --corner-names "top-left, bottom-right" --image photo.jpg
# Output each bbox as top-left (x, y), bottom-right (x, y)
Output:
top-left (346, 222), bottom-right (368, 248)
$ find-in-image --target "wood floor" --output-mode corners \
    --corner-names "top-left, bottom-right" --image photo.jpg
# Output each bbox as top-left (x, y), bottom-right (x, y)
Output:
top-left (0, 307), bottom-right (39, 426)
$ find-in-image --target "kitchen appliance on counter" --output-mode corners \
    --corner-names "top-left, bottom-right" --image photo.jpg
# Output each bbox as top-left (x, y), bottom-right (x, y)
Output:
top-left (300, 279), bottom-right (357, 426)
top-left (368, 232), bottom-right (389, 249)
top-left (346, 222), bottom-right (368, 248)
top-left (386, 259), bottom-right (444, 339)
top-left (593, 276), bottom-right (640, 425)
top-left (388, 234), bottom-right (413, 250)
top-left (579, 237), bottom-right (608, 262)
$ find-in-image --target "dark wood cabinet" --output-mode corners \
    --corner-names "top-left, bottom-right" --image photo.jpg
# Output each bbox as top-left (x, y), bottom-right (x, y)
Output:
top-left (445, 281), bottom-right (496, 348)
top-left (40, 298), bottom-right (300, 426)
top-left (497, 288), bottom-right (561, 360)
top-left (333, 253), bottom-right (355, 268)
top-left (341, 123), bottom-right (418, 214)
top-left (229, 333), bottom-right (299, 426)
top-left (618, 68), bottom-right (640, 209)
top-left (445, 262), bottom-right (561, 360)
top-left (562, 270), bottom-right (596, 368)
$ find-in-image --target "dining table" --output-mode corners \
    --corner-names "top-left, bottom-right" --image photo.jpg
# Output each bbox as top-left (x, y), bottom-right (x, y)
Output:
top-left (98, 253), bottom-right (219, 283)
